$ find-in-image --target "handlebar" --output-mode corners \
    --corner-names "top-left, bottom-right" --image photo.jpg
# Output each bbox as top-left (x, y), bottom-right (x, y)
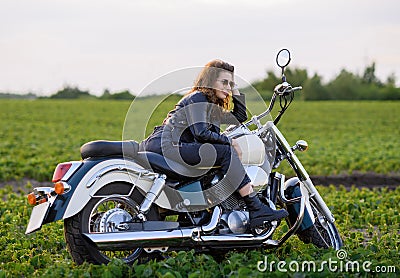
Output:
top-left (243, 83), bottom-right (302, 128)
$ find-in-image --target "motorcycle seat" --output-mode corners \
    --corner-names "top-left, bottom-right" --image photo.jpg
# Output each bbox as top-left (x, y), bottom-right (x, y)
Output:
top-left (80, 140), bottom-right (139, 159)
top-left (80, 140), bottom-right (218, 181)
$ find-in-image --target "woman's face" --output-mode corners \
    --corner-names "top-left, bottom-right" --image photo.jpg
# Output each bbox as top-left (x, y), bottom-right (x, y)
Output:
top-left (214, 71), bottom-right (234, 100)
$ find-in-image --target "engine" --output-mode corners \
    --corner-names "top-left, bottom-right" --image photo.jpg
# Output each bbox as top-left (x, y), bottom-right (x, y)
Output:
top-left (218, 210), bottom-right (250, 234)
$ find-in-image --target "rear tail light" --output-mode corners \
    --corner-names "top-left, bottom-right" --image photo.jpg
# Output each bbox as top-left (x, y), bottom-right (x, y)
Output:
top-left (28, 161), bottom-right (81, 205)
top-left (52, 163), bottom-right (72, 183)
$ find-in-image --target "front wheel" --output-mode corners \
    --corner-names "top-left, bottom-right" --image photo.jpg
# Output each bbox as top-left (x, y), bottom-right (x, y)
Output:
top-left (297, 202), bottom-right (343, 249)
top-left (64, 182), bottom-right (159, 265)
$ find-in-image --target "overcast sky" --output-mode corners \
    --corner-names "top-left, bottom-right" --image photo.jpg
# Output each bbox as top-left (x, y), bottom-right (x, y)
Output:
top-left (1, 0), bottom-right (399, 96)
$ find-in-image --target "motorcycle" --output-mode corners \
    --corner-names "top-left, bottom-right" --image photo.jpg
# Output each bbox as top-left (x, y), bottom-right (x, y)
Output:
top-left (26, 49), bottom-right (343, 265)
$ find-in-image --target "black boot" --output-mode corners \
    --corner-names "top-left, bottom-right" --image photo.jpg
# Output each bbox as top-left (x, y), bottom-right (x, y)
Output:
top-left (243, 194), bottom-right (289, 228)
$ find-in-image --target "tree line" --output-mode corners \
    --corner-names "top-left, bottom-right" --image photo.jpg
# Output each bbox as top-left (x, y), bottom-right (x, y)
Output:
top-left (47, 87), bottom-right (135, 100)
top-left (1, 62), bottom-right (399, 100)
top-left (0, 87), bottom-right (135, 100)
top-left (252, 62), bottom-right (400, 100)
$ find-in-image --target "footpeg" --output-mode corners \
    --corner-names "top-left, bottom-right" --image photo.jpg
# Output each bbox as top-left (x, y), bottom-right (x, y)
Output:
top-left (263, 239), bottom-right (279, 246)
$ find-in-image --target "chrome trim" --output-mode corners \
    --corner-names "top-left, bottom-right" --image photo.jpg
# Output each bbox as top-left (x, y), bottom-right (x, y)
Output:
top-left (83, 206), bottom-right (278, 250)
top-left (86, 164), bottom-right (153, 188)
top-left (264, 239), bottom-right (279, 246)
top-left (144, 247), bottom-right (169, 253)
top-left (34, 187), bottom-right (54, 195)
top-left (139, 174), bottom-right (166, 214)
top-left (278, 194), bottom-right (306, 245)
top-left (84, 222), bottom-right (278, 250)
top-left (292, 140), bottom-right (308, 152)
top-left (275, 172), bottom-right (308, 245)
top-left (302, 178), bottom-right (335, 222)
top-left (62, 161), bottom-right (83, 181)
top-left (327, 222), bottom-right (341, 250)
top-left (201, 206), bottom-right (221, 234)
top-left (33, 186), bottom-right (59, 205)
top-left (199, 222), bottom-right (277, 246)
top-left (83, 228), bottom-right (196, 250)
top-left (277, 173), bottom-right (302, 204)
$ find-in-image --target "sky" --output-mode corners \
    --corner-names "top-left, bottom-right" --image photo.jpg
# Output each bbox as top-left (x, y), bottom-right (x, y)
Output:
top-left (1, 0), bottom-right (399, 96)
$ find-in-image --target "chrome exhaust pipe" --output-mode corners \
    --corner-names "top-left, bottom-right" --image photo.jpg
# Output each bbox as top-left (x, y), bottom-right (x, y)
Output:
top-left (83, 228), bottom-right (197, 250)
top-left (83, 206), bottom-right (278, 250)
top-left (83, 206), bottom-right (221, 250)
top-left (196, 221), bottom-right (277, 246)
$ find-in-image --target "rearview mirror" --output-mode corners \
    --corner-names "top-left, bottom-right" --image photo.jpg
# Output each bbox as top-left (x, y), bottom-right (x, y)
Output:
top-left (276, 49), bottom-right (291, 68)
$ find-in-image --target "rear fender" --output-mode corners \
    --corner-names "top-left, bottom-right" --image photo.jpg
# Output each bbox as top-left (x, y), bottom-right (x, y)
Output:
top-left (62, 158), bottom-right (163, 219)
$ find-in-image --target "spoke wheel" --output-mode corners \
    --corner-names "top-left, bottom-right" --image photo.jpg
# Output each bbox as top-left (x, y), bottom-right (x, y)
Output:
top-left (64, 183), bottom-right (159, 265)
top-left (88, 196), bottom-right (142, 262)
top-left (297, 202), bottom-right (343, 250)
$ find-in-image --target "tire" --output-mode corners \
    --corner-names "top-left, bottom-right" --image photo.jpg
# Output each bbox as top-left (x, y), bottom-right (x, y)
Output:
top-left (297, 203), bottom-right (343, 250)
top-left (64, 182), bottom-right (160, 265)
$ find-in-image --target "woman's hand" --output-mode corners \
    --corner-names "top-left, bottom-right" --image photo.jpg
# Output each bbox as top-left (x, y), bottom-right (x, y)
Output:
top-left (231, 138), bottom-right (242, 161)
top-left (231, 83), bottom-right (240, 96)
top-left (231, 87), bottom-right (240, 96)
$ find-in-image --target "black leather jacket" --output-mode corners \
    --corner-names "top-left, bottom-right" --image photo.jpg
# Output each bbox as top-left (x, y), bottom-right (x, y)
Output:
top-left (146, 91), bottom-right (247, 150)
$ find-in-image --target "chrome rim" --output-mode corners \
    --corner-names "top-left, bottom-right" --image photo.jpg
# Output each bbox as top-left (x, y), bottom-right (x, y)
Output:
top-left (89, 195), bottom-right (143, 262)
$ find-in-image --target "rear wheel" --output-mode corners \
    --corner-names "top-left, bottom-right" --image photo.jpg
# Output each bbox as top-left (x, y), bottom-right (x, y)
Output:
top-left (64, 183), bottom-right (159, 265)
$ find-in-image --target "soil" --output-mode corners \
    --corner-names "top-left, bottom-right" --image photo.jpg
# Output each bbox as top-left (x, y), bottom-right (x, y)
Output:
top-left (0, 172), bottom-right (399, 193)
top-left (311, 171), bottom-right (400, 190)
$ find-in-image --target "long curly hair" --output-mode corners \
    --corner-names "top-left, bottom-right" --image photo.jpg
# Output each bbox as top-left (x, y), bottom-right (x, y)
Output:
top-left (188, 59), bottom-right (234, 110)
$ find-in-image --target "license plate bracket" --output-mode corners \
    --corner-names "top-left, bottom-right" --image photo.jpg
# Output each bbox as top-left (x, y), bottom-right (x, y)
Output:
top-left (25, 202), bottom-right (51, 234)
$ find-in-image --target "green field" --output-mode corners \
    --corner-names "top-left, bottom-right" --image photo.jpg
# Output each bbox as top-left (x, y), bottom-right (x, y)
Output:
top-left (0, 185), bottom-right (398, 277)
top-left (0, 98), bottom-right (399, 277)
top-left (1, 99), bottom-right (399, 181)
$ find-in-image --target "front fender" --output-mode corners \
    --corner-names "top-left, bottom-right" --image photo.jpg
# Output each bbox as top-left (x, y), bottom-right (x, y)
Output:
top-left (284, 177), bottom-right (315, 232)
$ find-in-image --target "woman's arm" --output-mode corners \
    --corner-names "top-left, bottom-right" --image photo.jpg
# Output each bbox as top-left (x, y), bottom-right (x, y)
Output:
top-left (221, 93), bottom-right (248, 124)
top-left (186, 94), bottom-right (232, 145)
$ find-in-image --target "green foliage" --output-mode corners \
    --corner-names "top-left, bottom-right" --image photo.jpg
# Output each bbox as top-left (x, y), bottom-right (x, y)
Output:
top-left (100, 89), bottom-right (135, 100)
top-left (0, 92), bottom-right (36, 99)
top-left (50, 86), bottom-right (95, 99)
top-left (302, 74), bottom-right (329, 100)
top-left (0, 96), bottom-right (398, 276)
top-left (0, 99), bottom-right (130, 181)
top-left (0, 185), bottom-right (398, 277)
top-left (254, 63), bottom-right (400, 101)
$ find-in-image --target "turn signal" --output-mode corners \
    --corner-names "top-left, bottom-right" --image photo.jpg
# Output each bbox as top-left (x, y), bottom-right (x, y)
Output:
top-left (27, 193), bottom-right (37, 205)
top-left (54, 182), bottom-right (65, 195)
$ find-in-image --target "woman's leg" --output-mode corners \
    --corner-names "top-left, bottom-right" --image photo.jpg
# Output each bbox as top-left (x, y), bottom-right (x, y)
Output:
top-left (164, 142), bottom-right (288, 227)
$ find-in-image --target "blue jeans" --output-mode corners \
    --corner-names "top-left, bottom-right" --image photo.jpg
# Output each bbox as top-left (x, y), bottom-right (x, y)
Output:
top-left (143, 134), bottom-right (251, 190)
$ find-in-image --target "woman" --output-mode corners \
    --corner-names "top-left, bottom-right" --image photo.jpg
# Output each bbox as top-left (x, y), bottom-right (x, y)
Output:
top-left (142, 59), bottom-right (288, 227)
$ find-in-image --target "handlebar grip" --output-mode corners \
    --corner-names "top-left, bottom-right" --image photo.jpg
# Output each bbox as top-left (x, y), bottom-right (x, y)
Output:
top-left (290, 86), bottom-right (303, 92)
